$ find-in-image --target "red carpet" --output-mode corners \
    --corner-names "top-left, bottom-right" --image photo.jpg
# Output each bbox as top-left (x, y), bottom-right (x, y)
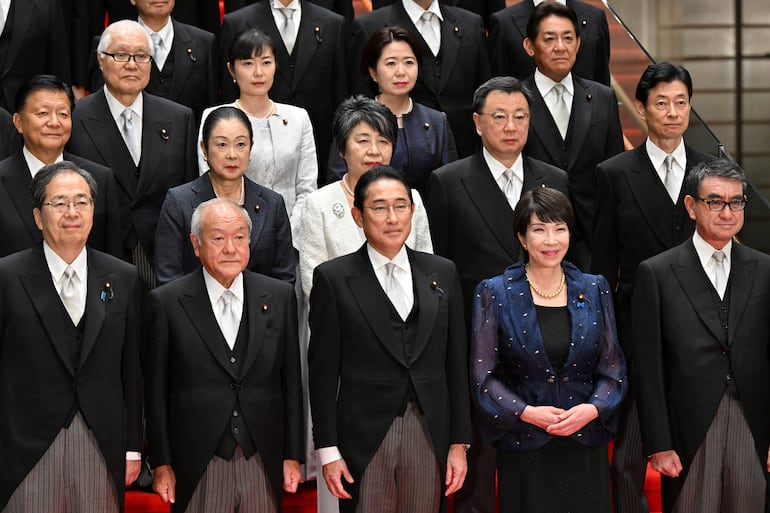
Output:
top-left (125, 466), bottom-right (661, 513)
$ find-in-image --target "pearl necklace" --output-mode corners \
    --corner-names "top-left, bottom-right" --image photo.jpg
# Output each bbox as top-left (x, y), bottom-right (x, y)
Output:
top-left (341, 174), bottom-right (355, 197)
top-left (376, 95), bottom-right (413, 119)
top-left (235, 99), bottom-right (275, 118)
top-left (213, 175), bottom-right (245, 206)
top-left (525, 264), bottom-right (566, 298)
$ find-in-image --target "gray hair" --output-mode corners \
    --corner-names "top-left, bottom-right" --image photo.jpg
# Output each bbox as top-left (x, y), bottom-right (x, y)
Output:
top-left (332, 95), bottom-right (397, 156)
top-left (190, 198), bottom-right (252, 240)
top-left (30, 161), bottom-right (98, 209)
top-left (683, 158), bottom-right (746, 198)
top-left (97, 20), bottom-right (154, 58)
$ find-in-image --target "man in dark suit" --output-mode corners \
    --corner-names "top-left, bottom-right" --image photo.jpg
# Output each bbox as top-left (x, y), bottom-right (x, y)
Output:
top-left (309, 166), bottom-right (471, 513)
top-left (488, 0), bottom-right (610, 85)
top-left (0, 0), bottom-right (73, 110)
top-left (349, 0), bottom-right (490, 158)
top-left (425, 76), bottom-right (568, 513)
top-left (631, 159), bottom-right (770, 513)
top-left (68, 20), bottom-right (198, 291)
top-left (0, 161), bottom-right (142, 513)
top-left (371, 0), bottom-right (505, 28)
top-left (521, 2), bottom-right (623, 266)
top-left (0, 106), bottom-right (20, 159)
top-left (219, 0), bottom-right (348, 179)
top-left (172, 0), bottom-right (221, 34)
top-left (0, 75), bottom-right (123, 259)
top-left (145, 197), bottom-right (303, 513)
top-left (591, 62), bottom-right (713, 513)
top-left (224, 0), bottom-right (354, 19)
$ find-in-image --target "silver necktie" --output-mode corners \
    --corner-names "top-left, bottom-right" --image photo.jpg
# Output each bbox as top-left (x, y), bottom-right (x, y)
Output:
top-left (385, 263), bottom-right (409, 321)
top-left (419, 11), bottom-right (440, 56)
top-left (551, 83), bottom-right (569, 140)
top-left (502, 168), bottom-right (519, 209)
top-left (712, 250), bottom-right (727, 299)
top-left (663, 154), bottom-right (680, 202)
top-left (278, 7), bottom-right (297, 55)
top-left (150, 32), bottom-right (166, 69)
top-left (60, 266), bottom-right (84, 324)
top-left (220, 290), bottom-right (239, 350)
top-left (121, 108), bottom-right (141, 166)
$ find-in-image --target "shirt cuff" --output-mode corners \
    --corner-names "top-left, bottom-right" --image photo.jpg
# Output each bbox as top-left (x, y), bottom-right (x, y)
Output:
top-left (126, 451), bottom-right (142, 461)
top-left (318, 446), bottom-right (343, 466)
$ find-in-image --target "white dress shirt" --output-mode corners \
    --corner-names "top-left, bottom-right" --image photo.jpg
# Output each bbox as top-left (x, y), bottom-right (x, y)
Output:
top-left (104, 86), bottom-right (144, 153)
top-left (22, 147), bottom-right (63, 177)
top-left (203, 268), bottom-right (245, 342)
top-left (534, 68), bottom-right (574, 125)
top-left (271, 0), bottom-right (302, 43)
top-left (692, 230), bottom-right (732, 297)
top-left (138, 16), bottom-right (174, 70)
top-left (483, 147), bottom-right (524, 208)
top-left (646, 138), bottom-right (687, 202)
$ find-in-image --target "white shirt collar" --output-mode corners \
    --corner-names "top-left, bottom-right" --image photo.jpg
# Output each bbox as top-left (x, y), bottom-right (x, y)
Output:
top-left (103, 86), bottom-right (144, 125)
top-left (646, 137), bottom-right (686, 178)
top-left (534, 68), bottom-right (574, 98)
top-left (367, 243), bottom-right (410, 272)
top-left (43, 240), bottom-right (88, 285)
top-left (402, 0), bottom-right (444, 25)
top-left (534, 0), bottom-right (566, 5)
top-left (22, 146), bottom-right (64, 178)
top-left (203, 267), bottom-right (245, 308)
top-left (692, 229), bottom-right (732, 271)
top-left (482, 147), bottom-right (523, 184)
top-left (137, 16), bottom-right (174, 48)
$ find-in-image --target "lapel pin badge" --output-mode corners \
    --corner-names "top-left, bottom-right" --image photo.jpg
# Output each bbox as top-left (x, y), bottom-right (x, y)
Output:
top-left (315, 26), bottom-right (323, 43)
top-left (262, 303), bottom-right (268, 312)
top-left (431, 280), bottom-right (444, 296)
top-left (576, 293), bottom-right (587, 309)
top-left (332, 203), bottom-right (345, 219)
top-left (100, 281), bottom-right (114, 302)
top-left (586, 94), bottom-right (592, 102)
top-left (282, 118), bottom-right (288, 125)
top-left (160, 128), bottom-right (169, 140)
top-left (187, 48), bottom-right (196, 62)
top-left (254, 204), bottom-right (260, 212)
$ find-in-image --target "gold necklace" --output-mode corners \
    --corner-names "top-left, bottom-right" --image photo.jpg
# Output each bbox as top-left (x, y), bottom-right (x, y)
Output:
top-left (525, 264), bottom-right (566, 298)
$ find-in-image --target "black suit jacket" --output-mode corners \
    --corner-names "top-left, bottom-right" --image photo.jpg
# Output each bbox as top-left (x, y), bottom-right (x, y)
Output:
top-left (0, 151), bottom-right (123, 258)
top-left (349, 3), bottom-right (490, 158)
top-left (371, 0), bottom-right (505, 28)
top-left (172, 1), bottom-right (222, 34)
top-left (632, 240), bottom-right (770, 508)
top-left (426, 152), bottom-right (569, 318)
top-left (590, 143), bottom-right (713, 354)
top-left (145, 269), bottom-right (303, 513)
top-left (0, 0), bottom-right (72, 110)
top-left (523, 74), bottom-right (623, 249)
top-left (67, 90), bottom-right (198, 262)
top-left (488, 0), bottom-right (610, 85)
top-left (0, 107), bottom-right (20, 160)
top-left (154, 172), bottom-right (296, 285)
top-left (224, 0), bottom-right (354, 18)
top-left (308, 246), bottom-right (472, 508)
top-left (0, 246), bottom-right (142, 510)
top-left (220, 0), bottom-right (348, 179)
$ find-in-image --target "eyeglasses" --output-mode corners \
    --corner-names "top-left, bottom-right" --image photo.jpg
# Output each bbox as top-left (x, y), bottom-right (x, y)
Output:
top-left (44, 197), bottom-right (94, 213)
top-left (101, 52), bottom-right (152, 64)
top-left (365, 203), bottom-right (412, 217)
top-left (695, 196), bottom-right (747, 212)
top-left (479, 112), bottom-right (530, 126)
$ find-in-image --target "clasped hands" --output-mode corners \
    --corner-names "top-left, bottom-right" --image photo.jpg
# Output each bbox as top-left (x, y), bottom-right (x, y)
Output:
top-left (520, 403), bottom-right (599, 436)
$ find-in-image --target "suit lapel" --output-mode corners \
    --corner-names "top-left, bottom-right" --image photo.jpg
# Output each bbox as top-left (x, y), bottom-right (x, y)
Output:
top-left (179, 270), bottom-right (235, 376)
top-left (292, 4), bottom-right (325, 87)
top-left (460, 154), bottom-right (519, 261)
top-left (79, 91), bottom-right (138, 196)
top-left (436, 9), bottom-right (461, 94)
top-left (168, 21), bottom-right (194, 100)
top-left (1, 0), bottom-right (33, 77)
top-left (136, 94), bottom-right (170, 199)
top-left (672, 241), bottom-right (725, 345)
top-left (20, 248), bottom-right (75, 375)
top-left (512, 1), bottom-right (534, 38)
top-left (240, 273), bottom-right (269, 376)
top-left (243, 181), bottom-right (268, 256)
top-left (408, 252), bottom-right (438, 364)
top-left (623, 146), bottom-right (677, 248)
top-left (1, 154), bottom-right (39, 241)
top-left (726, 243), bottom-right (755, 346)
top-left (79, 251), bottom-right (108, 368)
top-left (524, 76), bottom-right (562, 164)
top-left (347, 247), bottom-right (408, 367)
top-left (566, 78), bottom-right (591, 168)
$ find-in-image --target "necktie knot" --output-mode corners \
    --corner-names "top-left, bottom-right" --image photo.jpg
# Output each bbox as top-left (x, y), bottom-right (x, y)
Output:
top-left (712, 250), bottom-right (727, 299)
top-left (60, 266), bottom-right (83, 324)
top-left (384, 262), bottom-right (409, 320)
top-left (663, 154), bottom-right (681, 202)
top-left (122, 108), bottom-right (133, 123)
top-left (419, 11), bottom-right (440, 56)
top-left (712, 250), bottom-right (726, 264)
top-left (279, 7), bottom-right (295, 20)
top-left (278, 7), bottom-right (297, 54)
top-left (551, 83), bottom-right (569, 139)
top-left (665, 154), bottom-right (675, 173)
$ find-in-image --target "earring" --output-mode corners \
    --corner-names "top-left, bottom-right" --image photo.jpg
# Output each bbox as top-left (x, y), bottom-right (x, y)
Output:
top-left (232, 78), bottom-right (237, 84)
top-left (523, 244), bottom-right (528, 250)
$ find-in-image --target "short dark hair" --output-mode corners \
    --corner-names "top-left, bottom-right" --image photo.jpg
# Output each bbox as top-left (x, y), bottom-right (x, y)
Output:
top-left (472, 76), bottom-right (533, 113)
top-left (353, 165), bottom-right (413, 211)
top-left (228, 29), bottom-right (275, 64)
top-left (526, 2), bottom-right (580, 41)
top-left (14, 75), bottom-right (75, 114)
top-left (513, 187), bottom-right (575, 243)
top-left (332, 95), bottom-right (398, 156)
top-left (361, 26), bottom-right (422, 95)
top-left (201, 106), bottom-right (254, 152)
top-left (683, 158), bottom-right (746, 199)
top-left (30, 161), bottom-right (98, 209)
top-left (635, 62), bottom-right (693, 105)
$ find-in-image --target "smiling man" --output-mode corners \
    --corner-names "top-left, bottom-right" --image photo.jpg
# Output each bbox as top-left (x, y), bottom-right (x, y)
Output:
top-left (68, 19), bottom-right (197, 293)
top-left (309, 166), bottom-right (471, 513)
top-left (631, 159), bottom-right (770, 513)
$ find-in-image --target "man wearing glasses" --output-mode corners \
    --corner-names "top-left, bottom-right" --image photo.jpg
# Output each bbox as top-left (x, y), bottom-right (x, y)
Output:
top-left (591, 62), bottom-right (714, 513)
top-left (309, 166), bottom-right (472, 513)
top-left (631, 159), bottom-right (770, 513)
top-left (0, 161), bottom-right (143, 513)
top-left (68, 19), bottom-right (197, 293)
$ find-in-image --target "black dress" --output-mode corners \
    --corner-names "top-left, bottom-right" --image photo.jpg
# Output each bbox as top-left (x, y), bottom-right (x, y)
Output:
top-left (496, 305), bottom-right (612, 513)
